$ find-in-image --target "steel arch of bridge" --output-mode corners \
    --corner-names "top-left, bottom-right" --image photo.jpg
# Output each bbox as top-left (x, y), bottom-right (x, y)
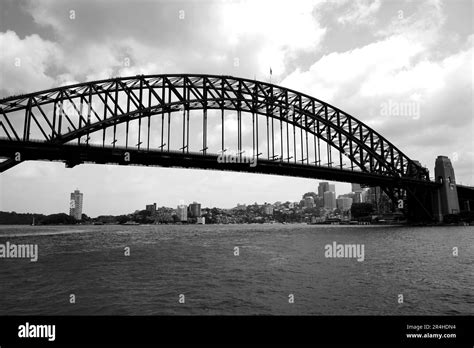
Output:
top-left (0, 74), bottom-right (429, 182)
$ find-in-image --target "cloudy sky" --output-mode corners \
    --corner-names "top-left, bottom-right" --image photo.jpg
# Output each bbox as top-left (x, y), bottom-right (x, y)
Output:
top-left (0, 0), bottom-right (472, 217)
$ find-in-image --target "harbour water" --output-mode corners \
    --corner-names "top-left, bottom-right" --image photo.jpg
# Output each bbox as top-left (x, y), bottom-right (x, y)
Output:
top-left (0, 224), bottom-right (472, 315)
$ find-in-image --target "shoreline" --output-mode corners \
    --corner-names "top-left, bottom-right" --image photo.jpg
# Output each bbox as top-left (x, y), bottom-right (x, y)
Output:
top-left (0, 221), bottom-right (472, 228)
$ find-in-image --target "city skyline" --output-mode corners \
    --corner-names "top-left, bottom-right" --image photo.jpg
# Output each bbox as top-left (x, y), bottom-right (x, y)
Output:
top-left (1, 165), bottom-right (355, 216)
top-left (61, 180), bottom-right (369, 218)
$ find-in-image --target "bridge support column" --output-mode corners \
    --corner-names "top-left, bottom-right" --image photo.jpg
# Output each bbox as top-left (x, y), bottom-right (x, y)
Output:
top-left (405, 160), bottom-right (435, 222)
top-left (406, 185), bottom-right (435, 222)
top-left (433, 156), bottom-right (460, 222)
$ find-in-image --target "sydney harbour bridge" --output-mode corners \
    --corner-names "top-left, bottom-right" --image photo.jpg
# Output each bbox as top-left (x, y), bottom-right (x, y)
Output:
top-left (0, 74), bottom-right (472, 221)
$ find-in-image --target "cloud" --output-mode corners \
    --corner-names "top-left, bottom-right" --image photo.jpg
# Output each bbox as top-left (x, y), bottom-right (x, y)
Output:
top-left (23, 0), bottom-right (326, 81)
top-left (282, 34), bottom-right (426, 103)
top-left (375, 0), bottom-right (446, 46)
top-left (0, 30), bottom-right (62, 96)
top-left (280, 0), bottom-right (472, 184)
top-left (218, 0), bottom-right (326, 75)
top-left (337, 0), bottom-right (381, 26)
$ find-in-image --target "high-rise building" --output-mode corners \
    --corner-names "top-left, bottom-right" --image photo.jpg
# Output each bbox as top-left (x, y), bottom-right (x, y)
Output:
top-left (177, 205), bottom-right (188, 221)
top-left (69, 189), bottom-right (83, 220)
top-left (352, 183), bottom-right (362, 193)
top-left (360, 190), bottom-right (368, 203)
top-left (146, 203), bottom-right (157, 213)
top-left (337, 197), bottom-right (353, 211)
top-left (367, 187), bottom-right (392, 213)
top-left (318, 182), bottom-right (329, 198)
top-left (366, 187), bottom-right (377, 206)
top-left (188, 202), bottom-right (202, 218)
top-left (315, 196), bottom-right (324, 209)
top-left (323, 191), bottom-right (336, 210)
top-left (319, 182), bottom-right (336, 207)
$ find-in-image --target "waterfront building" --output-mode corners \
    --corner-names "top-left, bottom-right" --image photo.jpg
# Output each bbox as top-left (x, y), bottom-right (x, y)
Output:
top-left (146, 203), bottom-right (157, 213)
top-left (353, 192), bottom-right (363, 203)
top-left (177, 204), bottom-right (188, 221)
top-left (318, 182), bottom-right (329, 198)
top-left (263, 203), bottom-right (274, 215)
top-left (323, 191), bottom-right (336, 210)
top-left (315, 196), bottom-right (324, 209)
top-left (69, 189), bottom-right (83, 220)
top-left (337, 196), bottom-right (353, 211)
top-left (352, 183), bottom-right (362, 193)
top-left (188, 202), bottom-right (202, 217)
top-left (367, 187), bottom-right (392, 214)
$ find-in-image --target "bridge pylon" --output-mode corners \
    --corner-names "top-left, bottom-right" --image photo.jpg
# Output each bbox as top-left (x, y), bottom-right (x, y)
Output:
top-left (433, 155), bottom-right (460, 222)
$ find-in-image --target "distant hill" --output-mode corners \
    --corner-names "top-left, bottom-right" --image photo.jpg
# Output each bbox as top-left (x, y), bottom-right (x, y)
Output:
top-left (0, 211), bottom-right (76, 225)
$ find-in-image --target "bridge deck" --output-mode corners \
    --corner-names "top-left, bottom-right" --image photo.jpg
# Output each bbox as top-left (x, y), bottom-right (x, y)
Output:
top-left (0, 139), bottom-right (440, 189)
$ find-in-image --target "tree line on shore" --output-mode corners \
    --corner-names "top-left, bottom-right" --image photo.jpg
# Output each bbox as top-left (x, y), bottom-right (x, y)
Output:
top-left (0, 211), bottom-right (77, 225)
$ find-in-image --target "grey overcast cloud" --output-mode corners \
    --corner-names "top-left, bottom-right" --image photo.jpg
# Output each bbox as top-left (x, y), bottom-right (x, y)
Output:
top-left (0, 0), bottom-right (472, 217)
